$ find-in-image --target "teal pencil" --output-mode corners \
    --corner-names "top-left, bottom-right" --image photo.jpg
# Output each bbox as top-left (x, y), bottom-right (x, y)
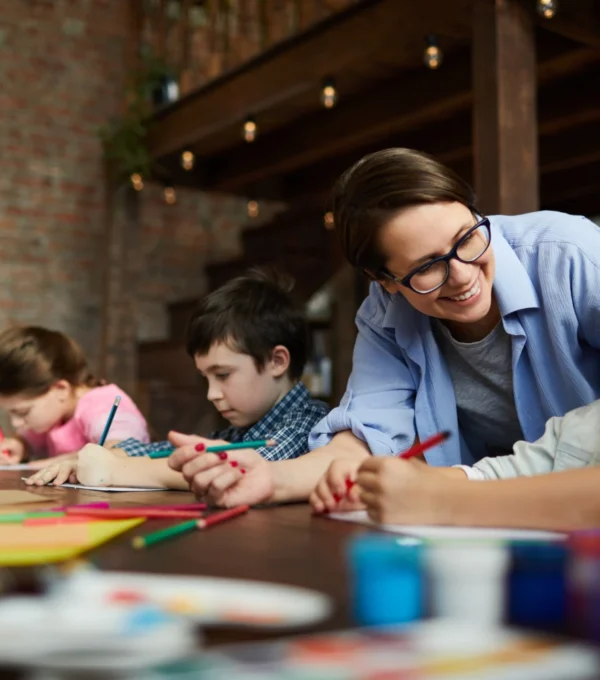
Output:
top-left (148, 439), bottom-right (275, 459)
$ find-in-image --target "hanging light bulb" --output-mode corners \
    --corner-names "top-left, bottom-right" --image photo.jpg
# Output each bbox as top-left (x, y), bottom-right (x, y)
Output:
top-left (164, 186), bottom-right (176, 205)
top-left (247, 200), bottom-right (259, 218)
top-left (320, 78), bottom-right (338, 109)
top-left (536, 0), bottom-right (557, 19)
top-left (424, 34), bottom-right (443, 70)
top-left (130, 173), bottom-right (144, 191)
top-left (243, 117), bottom-right (257, 143)
top-left (323, 211), bottom-right (334, 229)
top-left (181, 150), bottom-right (195, 171)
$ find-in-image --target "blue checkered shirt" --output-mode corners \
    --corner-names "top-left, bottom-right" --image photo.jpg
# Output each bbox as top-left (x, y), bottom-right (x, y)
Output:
top-left (117, 383), bottom-right (329, 462)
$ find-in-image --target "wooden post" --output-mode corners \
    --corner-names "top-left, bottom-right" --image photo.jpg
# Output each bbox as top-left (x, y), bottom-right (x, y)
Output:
top-left (472, 0), bottom-right (539, 214)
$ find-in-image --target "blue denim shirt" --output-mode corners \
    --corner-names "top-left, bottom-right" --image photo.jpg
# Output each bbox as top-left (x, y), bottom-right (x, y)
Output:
top-left (309, 211), bottom-right (600, 466)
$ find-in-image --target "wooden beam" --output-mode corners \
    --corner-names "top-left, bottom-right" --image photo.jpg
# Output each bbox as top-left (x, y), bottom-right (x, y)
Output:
top-left (211, 51), bottom-right (472, 191)
top-left (532, 0), bottom-right (600, 48)
top-left (146, 0), bottom-right (474, 159)
top-left (472, 0), bottom-right (538, 215)
top-left (203, 43), bottom-right (599, 193)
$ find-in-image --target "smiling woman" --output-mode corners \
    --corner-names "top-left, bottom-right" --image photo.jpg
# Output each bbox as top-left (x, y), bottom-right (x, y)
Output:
top-left (307, 147), bottom-right (600, 467)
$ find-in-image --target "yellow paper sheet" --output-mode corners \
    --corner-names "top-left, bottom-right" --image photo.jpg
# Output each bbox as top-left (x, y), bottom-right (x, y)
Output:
top-left (0, 518), bottom-right (144, 566)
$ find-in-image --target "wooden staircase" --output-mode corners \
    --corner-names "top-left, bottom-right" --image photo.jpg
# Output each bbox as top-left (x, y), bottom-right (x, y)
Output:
top-left (137, 206), bottom-right (341, 438)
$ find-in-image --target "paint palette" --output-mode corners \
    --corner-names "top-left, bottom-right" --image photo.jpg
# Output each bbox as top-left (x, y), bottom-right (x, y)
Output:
top-left (56, 570), bottom-right (333, 629)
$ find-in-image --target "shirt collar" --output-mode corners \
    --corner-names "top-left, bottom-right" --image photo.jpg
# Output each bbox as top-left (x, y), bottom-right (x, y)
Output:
top-left (241, 382), bottom-right (310, 440)
top-left (381, 217), bottom-right (539, 339)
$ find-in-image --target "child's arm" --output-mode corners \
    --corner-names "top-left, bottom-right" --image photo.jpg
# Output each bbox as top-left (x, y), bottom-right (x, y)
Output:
top-left (25, 445), bottom-right (189, 490)
top-left (77, 445), bottom-right (189, 489)
top-left (442, 416), bottom-right (563, 481)
top-left (357, 456), bottom-right (600, 531)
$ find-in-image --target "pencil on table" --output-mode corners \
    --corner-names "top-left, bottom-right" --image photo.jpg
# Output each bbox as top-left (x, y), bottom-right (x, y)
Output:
top-left (98, 396), bottom-right (121, 446)
top-left (147, 439), bottom-right (276, 459)
top-left (131, 504), bottom-right (250, 549)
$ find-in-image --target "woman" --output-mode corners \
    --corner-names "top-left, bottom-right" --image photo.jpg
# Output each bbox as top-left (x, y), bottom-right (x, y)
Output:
top-left (167, 148), bottom-right (600, 511)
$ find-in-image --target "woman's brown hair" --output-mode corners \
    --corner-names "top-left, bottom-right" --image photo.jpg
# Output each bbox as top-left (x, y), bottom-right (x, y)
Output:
top-left (0, 326), bottom-right (102, 397)
top-left (332, 148), bottom-right (477, 276)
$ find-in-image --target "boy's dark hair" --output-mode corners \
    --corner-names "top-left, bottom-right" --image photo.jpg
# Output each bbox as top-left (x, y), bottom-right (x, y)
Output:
top-left (186, 268), bottom-right (308, 380)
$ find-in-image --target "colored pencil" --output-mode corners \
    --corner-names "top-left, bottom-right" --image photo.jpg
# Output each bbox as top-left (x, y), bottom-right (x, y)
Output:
top-left (345, 431), bottom-right (451, 493)
top-left (98, 395), bottom-right (121, 446)
top-left (0, 511), bottom-right (65, 523)
top-left (65, 508), bottom-right (205, 520)
top-left (131, 504), bottom-right (250, 549)
top-left (51, 501), bottom-right (110, 511)
top-left (148, 439), bottom-right (275, 459)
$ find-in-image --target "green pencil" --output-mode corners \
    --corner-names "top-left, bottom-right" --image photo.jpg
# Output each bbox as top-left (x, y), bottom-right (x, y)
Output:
top-left (131, 519), bottom-right (198, 548)
top-left (0, 511), bottom-right (65, 523)
top-left (148, 438), bottom-right (275, 459)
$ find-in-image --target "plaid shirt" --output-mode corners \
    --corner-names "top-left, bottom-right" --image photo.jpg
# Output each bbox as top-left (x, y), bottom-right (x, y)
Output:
top-left (117, 383), bottom-right (329, 462)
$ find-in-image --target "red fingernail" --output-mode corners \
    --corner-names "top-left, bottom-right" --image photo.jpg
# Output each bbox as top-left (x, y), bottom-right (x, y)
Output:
top-left (240, 469), bottom-right (246, 474)
top-left (333, 493), bottom-right (341, 503)
top-left (230, 461), bottom-right (238, 468)
top-left (194, 443), bottom-right (205, 452)
top-left (345, 479), bottom-right (354, 491)
top-left (217, 452), bottom-right (228, 460)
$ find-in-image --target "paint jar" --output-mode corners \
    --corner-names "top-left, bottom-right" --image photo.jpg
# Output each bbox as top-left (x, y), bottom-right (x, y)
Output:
top-left (426, 542), bottom-right (509, 624)
top-left (347, 534), bottom-right (423, 626)
top-left (568, 532), bottom-right (600, 642)
top-left (508, 542), bottom-right (568, 632)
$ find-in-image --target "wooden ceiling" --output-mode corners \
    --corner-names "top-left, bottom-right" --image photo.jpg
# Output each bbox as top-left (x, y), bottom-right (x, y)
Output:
top-left (146, 0), bottom-right (600, 215)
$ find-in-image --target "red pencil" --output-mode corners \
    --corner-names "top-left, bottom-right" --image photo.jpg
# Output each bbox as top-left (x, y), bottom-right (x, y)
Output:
top-left (197, 504), bottom-right (249, 529)
top-left (345, 431), bottom-right (451, 493)
top-left (397, 430), bottom-right (451, 460)
top-left (65, 508), bottom-right (205, 520)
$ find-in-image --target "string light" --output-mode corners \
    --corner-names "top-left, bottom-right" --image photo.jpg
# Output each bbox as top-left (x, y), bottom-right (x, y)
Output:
top-left (164, 186), bottom-right (176, 205)
top-left (424, 34), bottom-right (443, 70)
top-left (324, 211), bottom-right (334, 229)
top-left (181, 150), bottom-right (195, 171)
top-left (320, 78), bottom-right (338, 109)
top-left (247, 200), bottom-right (259, 218)
top-left (536, 0), bottom-right (557, 18)
top-left (130, 173), bottom-right (144, 191)
top-left (243, 117), bottom-right (257, 143)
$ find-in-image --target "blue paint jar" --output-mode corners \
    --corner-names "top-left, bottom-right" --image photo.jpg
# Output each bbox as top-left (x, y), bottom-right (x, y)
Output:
top-left (347, 534), bottom-right (423, 626)
top-left (508, 542), bottom-right (568, 632)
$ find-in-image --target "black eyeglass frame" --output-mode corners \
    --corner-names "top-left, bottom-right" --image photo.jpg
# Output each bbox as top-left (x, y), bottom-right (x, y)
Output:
top-left (381, 215), bottom-right (491, 295)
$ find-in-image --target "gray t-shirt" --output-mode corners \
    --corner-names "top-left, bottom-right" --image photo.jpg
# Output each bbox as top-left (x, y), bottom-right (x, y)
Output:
top-left (432, 320), bottom-right (524, 457)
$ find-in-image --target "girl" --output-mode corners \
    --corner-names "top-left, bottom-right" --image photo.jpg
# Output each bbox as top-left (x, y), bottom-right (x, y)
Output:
top-left (0, 326), bottom-right (150, 467)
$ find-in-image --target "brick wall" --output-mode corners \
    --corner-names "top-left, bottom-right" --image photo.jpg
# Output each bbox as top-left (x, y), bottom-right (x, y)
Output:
top-left (0, 0), bottom-right (265, 402)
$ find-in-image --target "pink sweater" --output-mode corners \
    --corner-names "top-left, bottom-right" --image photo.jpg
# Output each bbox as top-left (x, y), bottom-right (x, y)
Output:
top-left (21, 384), bottom-right (150, 458)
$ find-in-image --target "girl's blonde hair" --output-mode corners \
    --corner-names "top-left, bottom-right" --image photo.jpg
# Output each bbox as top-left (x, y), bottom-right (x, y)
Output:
top-left (0, 326), bottom-right (102, 397)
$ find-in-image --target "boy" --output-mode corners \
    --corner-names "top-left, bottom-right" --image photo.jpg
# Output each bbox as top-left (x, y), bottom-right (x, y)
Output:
top-left (26, 269), bottom-right (329, 490)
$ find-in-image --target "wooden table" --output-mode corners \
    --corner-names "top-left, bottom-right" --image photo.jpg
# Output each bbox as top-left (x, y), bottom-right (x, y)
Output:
top-left (0, 470), bottom-right (371, 647)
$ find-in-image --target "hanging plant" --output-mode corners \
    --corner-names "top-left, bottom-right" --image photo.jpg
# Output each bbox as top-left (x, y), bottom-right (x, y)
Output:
top-left (99, 52), bottom-right (179, 184)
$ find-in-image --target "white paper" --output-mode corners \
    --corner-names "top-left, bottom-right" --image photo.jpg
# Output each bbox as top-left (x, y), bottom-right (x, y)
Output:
top-left (0, 464), bottom-right (39, 471)
top-left (327, 510), bottom-right (565, 542)
top-left (58, 483), bottom-right (168, 492)
top-left (21, 478), bottom-right (167, 492)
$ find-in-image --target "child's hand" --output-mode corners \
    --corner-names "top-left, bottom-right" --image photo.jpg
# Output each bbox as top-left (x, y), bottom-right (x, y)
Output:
top-left (168, 431), bottom-right (275, 507)
top-left (75, 444), bottom-right (117, 487)
top-left (309, 459), bottom-right (365, 515)
top-left (25, 460), bottom-right (78, 486)
top-left (356, 457), bottom-right (446, 525)
top-left (0, 437), bottom-right (25, 465)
